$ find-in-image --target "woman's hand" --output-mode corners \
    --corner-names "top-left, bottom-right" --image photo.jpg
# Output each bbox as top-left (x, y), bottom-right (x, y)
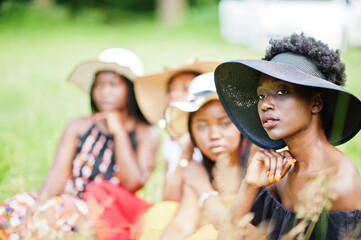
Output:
top-left (245, 149), bottom-right (296, 188)
top-left (182, 161), bottom-right (214, 197)
top-left (175, 133), bottom-right (195, 159)
top-left (21, 202), bottom-right (40, 232)
top-left (93, 111), bottom-right (124, 134)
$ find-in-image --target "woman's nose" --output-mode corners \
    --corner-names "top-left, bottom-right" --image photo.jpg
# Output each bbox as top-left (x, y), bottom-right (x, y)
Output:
top-left (100, 84), bottom-right (112, 95)
top-left (260, 95), bottom-right (275, 111)
top-left (209, 125), bottom-right (221, 140)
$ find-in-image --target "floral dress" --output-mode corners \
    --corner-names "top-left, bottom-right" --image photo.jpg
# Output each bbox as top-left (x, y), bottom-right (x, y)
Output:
top-left (0, 124), bottom-right (152, 240)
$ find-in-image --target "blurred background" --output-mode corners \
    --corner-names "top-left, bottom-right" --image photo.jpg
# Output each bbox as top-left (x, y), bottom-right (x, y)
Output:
top-left (0, 0), bottom-right (360, 202)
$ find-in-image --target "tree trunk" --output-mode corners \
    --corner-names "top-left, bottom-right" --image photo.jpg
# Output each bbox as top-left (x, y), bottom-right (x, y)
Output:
top-left (157, 0), bottom-right (187, 26)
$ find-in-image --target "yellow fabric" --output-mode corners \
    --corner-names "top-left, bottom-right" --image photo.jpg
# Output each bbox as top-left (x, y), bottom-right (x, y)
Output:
top-left (139, 201), bottom-right (179, 240)
top-left (185, 224), bottom-right (218, 240)
top-left (139, 195), bottom-right (235, 240)
top-left (220, 194), bottom-right (236, 209)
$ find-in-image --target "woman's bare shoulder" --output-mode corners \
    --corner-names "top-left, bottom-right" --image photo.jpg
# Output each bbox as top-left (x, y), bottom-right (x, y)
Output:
top-left (65, 116), bottom-right (93, 137)
top-left (331, 153), bottom-right (361, 211)
top-left (136, 123), bottom-right (160, 143)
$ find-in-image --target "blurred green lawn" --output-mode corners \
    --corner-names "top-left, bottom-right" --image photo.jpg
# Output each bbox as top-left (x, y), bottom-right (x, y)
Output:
top-left (0, 3), bottom-right (360, 202)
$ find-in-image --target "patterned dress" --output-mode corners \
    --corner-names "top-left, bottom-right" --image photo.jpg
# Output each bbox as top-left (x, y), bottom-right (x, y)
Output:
top-left (64, 124), bottom-right (136, 196)
top-left (0, 124), bottom-right (152, 240)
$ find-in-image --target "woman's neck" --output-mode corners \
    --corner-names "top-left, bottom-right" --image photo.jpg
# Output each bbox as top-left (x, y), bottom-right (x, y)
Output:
top-left (97, 108), bottom-right (136, 134)
top-left (285, 118), bottom-right (332, 173)
top-left (121, 108), bottom-right (139, 134)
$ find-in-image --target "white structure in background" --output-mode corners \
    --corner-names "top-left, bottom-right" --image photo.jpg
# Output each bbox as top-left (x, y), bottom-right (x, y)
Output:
top-left (219, 0), bottom-right (361, 51)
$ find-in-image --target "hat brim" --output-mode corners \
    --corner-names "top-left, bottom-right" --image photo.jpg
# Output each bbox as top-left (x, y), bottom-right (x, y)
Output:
top-left (67, 61), bottom-right (136, 93)
top-left (134, 61), bottom-right (220, 125)
top-left (215, 60), bottom-right (361, 149)
top-left (165, 94), bottom-right (219, 139)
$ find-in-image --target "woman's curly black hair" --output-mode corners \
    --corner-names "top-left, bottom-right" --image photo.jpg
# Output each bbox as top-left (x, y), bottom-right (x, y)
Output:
top-left (263, 33), bottom-right (346, 86)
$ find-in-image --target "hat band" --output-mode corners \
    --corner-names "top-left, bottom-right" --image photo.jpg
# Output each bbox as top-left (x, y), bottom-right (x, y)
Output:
top-left (270, 52), bottom-right (326, 80)
top-left (189, 90), bottom-right (216, 105)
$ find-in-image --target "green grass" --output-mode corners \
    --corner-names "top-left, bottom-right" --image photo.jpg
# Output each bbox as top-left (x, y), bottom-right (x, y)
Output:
top-left (0, 2), bottom-right (360, 202)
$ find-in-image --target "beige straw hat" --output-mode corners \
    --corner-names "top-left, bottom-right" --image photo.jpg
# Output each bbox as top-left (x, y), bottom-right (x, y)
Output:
top-left (164, 72), bottom-right (219, 139)
top-left (134, 60), bottom-right (220, 125)
top-left (68, 48), bottom-right (144, 93)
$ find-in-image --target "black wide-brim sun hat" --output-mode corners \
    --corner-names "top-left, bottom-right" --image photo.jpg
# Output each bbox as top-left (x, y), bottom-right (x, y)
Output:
top-left (214, 52), bottom-right (361, 149)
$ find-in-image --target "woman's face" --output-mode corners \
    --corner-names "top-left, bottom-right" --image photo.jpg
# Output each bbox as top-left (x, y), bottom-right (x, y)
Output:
top-left (167, 72), bottom-right (197, 103)
top-left (257, 74), bottom-right (314, 141)
top-left (191, 100), bottom-right (241, 162)
top-left (92, 71), bottom-right (128, 112)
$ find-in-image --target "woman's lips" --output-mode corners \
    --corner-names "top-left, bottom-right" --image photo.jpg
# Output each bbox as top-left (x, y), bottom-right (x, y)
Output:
top-left (100, 100), bottom-right (112, 105)
top-left (263, 119), bottom-right (279, 128)
top-left (262, 115), bottom-right (280, 129)
top-left (210, 145), bottom-right (225, 154)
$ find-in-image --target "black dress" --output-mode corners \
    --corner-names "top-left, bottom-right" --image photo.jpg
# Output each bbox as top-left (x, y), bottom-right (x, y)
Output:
top-left (251, 188), bottom-right (361, 240)
top-left (64, 124), bottom-right (137, 197)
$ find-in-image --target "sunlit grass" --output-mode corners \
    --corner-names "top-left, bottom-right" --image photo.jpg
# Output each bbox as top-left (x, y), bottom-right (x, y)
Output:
top-left (0, 2), bottom-right (360, 202)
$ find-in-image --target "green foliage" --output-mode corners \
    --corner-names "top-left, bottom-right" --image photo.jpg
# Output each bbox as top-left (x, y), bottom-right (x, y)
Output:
top-left (58, 0), bottom-right (156, 13)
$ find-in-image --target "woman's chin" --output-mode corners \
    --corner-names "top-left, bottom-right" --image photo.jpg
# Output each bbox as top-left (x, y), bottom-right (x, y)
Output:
top-left (266, 131), bottom-right (283, 141)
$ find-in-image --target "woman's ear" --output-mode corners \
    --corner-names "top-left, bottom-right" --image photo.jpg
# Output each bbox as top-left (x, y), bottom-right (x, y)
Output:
top-left (311, 92), bottom-right (324, 114)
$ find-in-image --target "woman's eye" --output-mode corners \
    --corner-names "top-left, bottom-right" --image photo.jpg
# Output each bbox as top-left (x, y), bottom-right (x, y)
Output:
top-left (197, 124), bottom-right (207, 131)
top-left (277, 89), bottom-right (288, 95)
top-left (94, 83), bottom-right (104, 88)
top-left (258, 94), bottom-right (265, 100)
top-left (220, 121), bottom-right (231, 127)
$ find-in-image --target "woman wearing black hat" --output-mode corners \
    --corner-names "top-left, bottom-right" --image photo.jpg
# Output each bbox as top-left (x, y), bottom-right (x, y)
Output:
top-left (215, 33), bottom-right (361, 239)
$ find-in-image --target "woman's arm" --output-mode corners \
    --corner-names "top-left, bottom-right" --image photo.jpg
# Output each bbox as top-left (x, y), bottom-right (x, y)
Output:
top-left (160, 185), bottom-right (200, 240)
top-left (135, 124), bottom-right (160, 187)
top-left (162, 161), bottom-right (184, 202)
top-left (218, 150), bottom-right (296, 238)
top-left (36, 118), bottom-right (84, 205)
top-left (163, 133), bottom-right (195, 202)
top-left (20, 117), bottom-right (90, 229)
top-left (182, 160), bottom-right (233, 229)
top-left (113, 123), bottom-right (159, 193)
top-left (94, 111), bottom-right (159, 193)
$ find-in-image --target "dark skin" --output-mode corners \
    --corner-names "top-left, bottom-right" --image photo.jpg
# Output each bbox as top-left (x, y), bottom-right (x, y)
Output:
top-left (22, 72), bottom-right (159, 228)
top-left (163, 72), bottom-right (198, 202)
top-left (161, 100), bottom-right (259, 240)
top-left (218, 74), bottom-right (361, 238)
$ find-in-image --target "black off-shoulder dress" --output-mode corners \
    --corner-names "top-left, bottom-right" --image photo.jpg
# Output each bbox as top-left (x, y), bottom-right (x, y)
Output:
top-left (251, 188), bottom-right (361, 240)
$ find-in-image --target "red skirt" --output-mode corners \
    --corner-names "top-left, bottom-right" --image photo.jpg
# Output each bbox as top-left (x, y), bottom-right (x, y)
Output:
top-left (83, 180), bottom-right (152, 240)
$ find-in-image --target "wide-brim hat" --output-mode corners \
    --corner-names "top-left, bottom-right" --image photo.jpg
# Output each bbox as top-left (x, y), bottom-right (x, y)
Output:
top-left (68, 48), bottom-right (144, 93)
top-left (165, 72), bottom-right (219, 139)
top-left (135, 60), bottom-right (220, 125)
top-left (215, 52), bottom-right (361, 149)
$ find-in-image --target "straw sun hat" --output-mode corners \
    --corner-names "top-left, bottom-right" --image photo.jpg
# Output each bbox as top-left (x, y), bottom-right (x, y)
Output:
top-left (68, 48), bottom-right (144, 93)
top-left (215, 52), bottom-right (361, 149)
top-left (134, 60), bottom-right (220, 125)
top-left (164, 72), bottom-right (219, 139)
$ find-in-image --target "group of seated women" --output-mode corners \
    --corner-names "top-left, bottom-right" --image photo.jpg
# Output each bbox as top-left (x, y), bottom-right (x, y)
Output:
top-left (1, 33), bottom-right (361, 240)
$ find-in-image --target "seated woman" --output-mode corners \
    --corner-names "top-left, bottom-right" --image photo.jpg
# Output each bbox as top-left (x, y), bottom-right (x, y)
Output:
top-left (215, 33), bottom-right (361, 239)
top-left (0, 48), bottom-right (159, 240)
top-left (135, 60), bottom-right (219, 202)
top-left (139, 72), bottom-right (260, 240)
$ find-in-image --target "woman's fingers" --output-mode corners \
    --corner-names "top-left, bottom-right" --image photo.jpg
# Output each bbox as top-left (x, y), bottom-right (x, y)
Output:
top-left (261, 150), bottom-right (279, 183)
top-left (274, 152), bottom-right (284, 182)
top-left (92, 112), bottom-right (106, 123)
top-left (280, 151), bottom-right (296, 178)
top-left (264, 150), bottom-right (292, 183)
top-left (248, 149), bottom-right (295, 187)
